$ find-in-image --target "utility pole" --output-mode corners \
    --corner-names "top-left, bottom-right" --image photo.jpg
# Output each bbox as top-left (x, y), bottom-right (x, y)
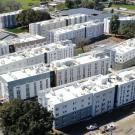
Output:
top-left (110, 129), bottom-right (112, 135)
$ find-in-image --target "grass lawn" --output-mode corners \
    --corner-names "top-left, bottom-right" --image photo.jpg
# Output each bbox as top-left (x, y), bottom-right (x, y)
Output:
top-left (6, 27), bottom-right (28, 34)
top-left (75, 48), bottom-right (84, 55)
top-left (16, 0), bottom-right (40, 9)
top-left (1, 0), bottom-right (40, 10)
top-left (112, 4), bottom-right (135, 10)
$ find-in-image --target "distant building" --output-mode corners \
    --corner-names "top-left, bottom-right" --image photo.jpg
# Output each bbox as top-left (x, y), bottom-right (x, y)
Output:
top-left (90, 38), bottom-right (135, 70)
top-left (104, 16), bottom-right (135, 34)
top-left (49, 20), bottom-right (104, 44)
top-left (59, 8), bottom-right (116, 21)
top-left (112, 0), bottom-right (126, 4)
top-left (29, 14), bottom-right (90, 38)
top-left (0, 33), bottom-right (46, 56)
top-left (50, 53), bottom-right (110, 86)
top-left (0, 52), bottom-right (110, 101)
top-left (0, 10), bottom-right (22, 29)
top-left (0, 40), bottom-right (75, 74)
top-left (107, 38), bottom-right (135, 70)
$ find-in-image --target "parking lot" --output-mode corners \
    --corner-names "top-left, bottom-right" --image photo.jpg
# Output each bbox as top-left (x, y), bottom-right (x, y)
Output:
top-left (60, 102), bottom-right (135, 135)
top-left (86, 110), bottom-right (135, 135)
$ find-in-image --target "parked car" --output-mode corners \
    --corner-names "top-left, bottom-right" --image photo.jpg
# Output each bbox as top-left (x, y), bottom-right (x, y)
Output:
top-left (100, 123), bottom-right (116, 133)
top-left (86, 123), bottom-right (98, 131)
top-left (109, 123), bottom-right (116, 130)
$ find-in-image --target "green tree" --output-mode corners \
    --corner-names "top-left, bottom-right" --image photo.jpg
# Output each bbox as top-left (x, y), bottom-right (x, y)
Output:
top-left (81, 0), bottom-right (95, 8)
top-left (75, 0), bottom-right (81, 6)
top-left (0, 1), bottom-right (6, 13)
top-left (16, 9), bottom-right (51, 28)
top-left (6, 0), bottom-right (21, 11)
top-left (65, 0), bottom-right (75, 8)
top-left (110, 8), bottom-right (114, 13)
top-left (0, 100), bottom-right (53, 135)
top-left (0, 0), bottom-right (21, 13)
top-left (118, 22), bottom-right (135, 38)
top-left (110, 14), bottom-right (120, 36)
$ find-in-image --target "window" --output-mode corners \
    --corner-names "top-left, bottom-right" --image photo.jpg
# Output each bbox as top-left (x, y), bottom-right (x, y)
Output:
top-left (16, 87), bottom-right (21, 99)
top-left (26, 84), bottom-right (30, 98)
top-left (63, 110), bottom-right (67, 114)
top-left (63, 105), bottom-right (67, 108)
top-left (34, 82), bottom-right (37, 96)
top-left (0, 83), bottom-right (1, 91)
top-left (40, 81), bottom-right (43, 90)
top-left (46, 79), bottom-right (49, 88)
top-left (55, 108), bottom-right (59, 111)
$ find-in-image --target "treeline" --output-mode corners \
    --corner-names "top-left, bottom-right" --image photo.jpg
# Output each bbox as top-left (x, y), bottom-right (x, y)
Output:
top-left (16, 9), bottom-right (51, 28)
top-left (110, 15), bottom-right (135, 38)
top-left (118, 22), bottom-right (135, 38)
top-left (0, 0), bottom-right (21, 13)
top-left (65, 0), bottom-right (110, 10)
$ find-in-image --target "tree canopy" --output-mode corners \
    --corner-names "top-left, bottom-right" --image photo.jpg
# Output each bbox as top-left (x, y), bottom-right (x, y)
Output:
top-left (0, 0), bottom-right (21, 13)
top-left (118, 22), bottom-right (135, 38)
top-left (0, 100), bottom-right (53, 135)
top-left (16, 9), bottom-right (51, 28)
top-left (109, 14), bottom-right (120, 35)
top-left (65, 0), bottom-right (105, 10)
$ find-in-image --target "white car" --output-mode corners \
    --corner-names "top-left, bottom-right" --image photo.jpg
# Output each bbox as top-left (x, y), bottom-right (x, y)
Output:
top-left (109, 123), bottom-right (116, 130)
top-left (86, 123), bottom-right (98, 131)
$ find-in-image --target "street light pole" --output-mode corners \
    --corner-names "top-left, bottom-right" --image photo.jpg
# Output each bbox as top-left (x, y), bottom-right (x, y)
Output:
top-left (110, 129), bottom-right (112, 135)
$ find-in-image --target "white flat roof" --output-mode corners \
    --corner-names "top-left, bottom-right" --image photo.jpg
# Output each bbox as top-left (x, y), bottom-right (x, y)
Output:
top-left (40, 66), bottom-right (135, 106)
top-left (50, 20), bottom-right (102, 34)
top-left (0, 52), bottom-right (107, 82)
top-left (119, 16), bottom-right (135, 21)
top-left (40, 74), bottom-right (112, 105)
top-left (31, 13), bottom-right (88, 25)
top-left (0, 10), bottom-right (22, 17)
top-left (0, 33), bottom-right (45, 47)
top-left (112, 38), bottom-right (135, 55)
top-left (0, 40), bottom-right (74, 66)
top-left (50, 53), bottom-right (109, 70)
top-left (0, 63), bottom-right (50, 82)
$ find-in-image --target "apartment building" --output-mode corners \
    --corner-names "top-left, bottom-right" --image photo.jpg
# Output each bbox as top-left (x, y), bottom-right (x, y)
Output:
top-left (38, 66), bottom-right (135, 129)
top-left (104, 16), bottom-right (135, 34)
top-left (0, 52), bottom-right (110, 101)
top-left (0, 10), bottom-right (22, 28)
top-left (90, 38), bottom-right (135, 70)
top-left (0, 34), bottom-right (46, 56)
top-left (29, 14), bottom-right (90, 37)
top-left (38, 75), bottom-right (115, 129)
top-left (0, 40), bottom-right (75, 74)
top-left (0, 7), bottom-right (48, 29)
top-left (0, 63), bottom-right (53, 101)
top-left (50, 53), bottom-right (110, 86)
top-left (49, 21), bottom-right (104, 44)
top-left (104, 67), bottom-right (135, 107)
top-left (108, 38), bottom-right (135, 70)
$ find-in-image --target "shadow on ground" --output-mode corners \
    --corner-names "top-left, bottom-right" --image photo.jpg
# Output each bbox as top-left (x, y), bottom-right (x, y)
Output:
top-left (59, 102), bottom-right (135, 135)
